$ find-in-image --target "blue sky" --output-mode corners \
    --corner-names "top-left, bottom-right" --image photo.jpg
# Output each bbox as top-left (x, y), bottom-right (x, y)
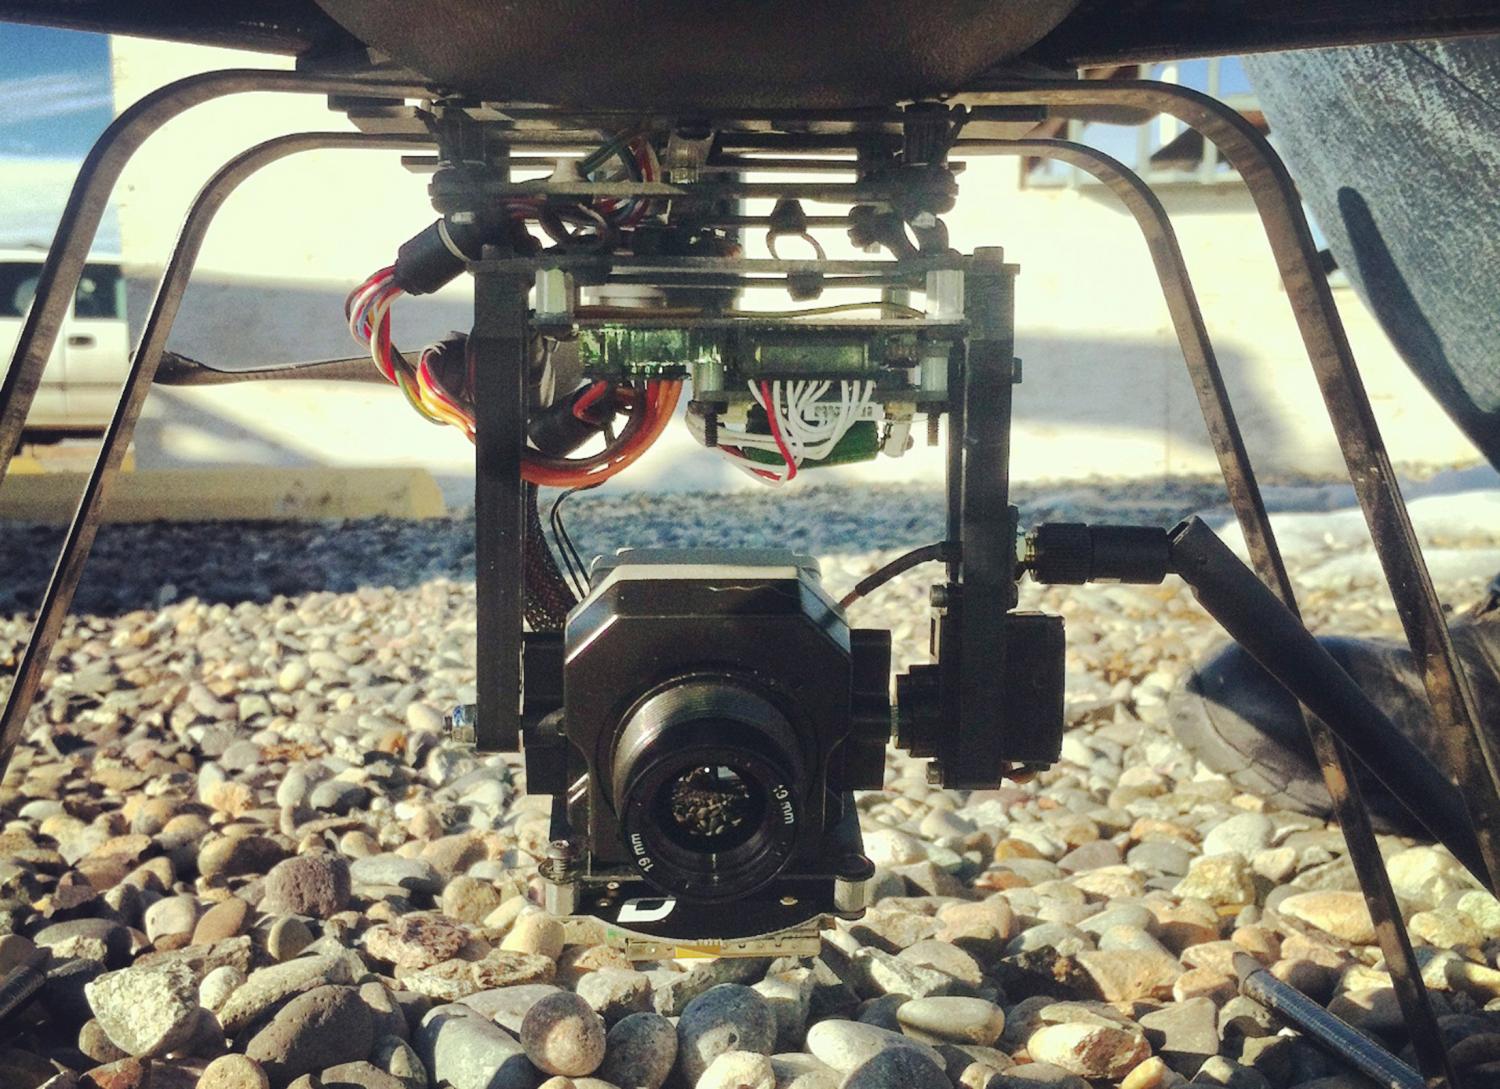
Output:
top-left (0, 23), bottom-right (118, 249)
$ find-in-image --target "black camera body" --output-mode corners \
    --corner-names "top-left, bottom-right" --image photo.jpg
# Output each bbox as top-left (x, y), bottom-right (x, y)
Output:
top-left (521, 549), bottom-right (891, 946)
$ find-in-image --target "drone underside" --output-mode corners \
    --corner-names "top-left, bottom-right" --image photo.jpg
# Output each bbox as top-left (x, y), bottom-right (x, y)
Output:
top-left (3, 1), bottom-right (1500, 1076)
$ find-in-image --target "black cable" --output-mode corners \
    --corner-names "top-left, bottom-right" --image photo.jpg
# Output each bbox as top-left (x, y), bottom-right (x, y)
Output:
top-left (549, 486), bottom-right (595, 598)
top-left (547, 490), bottom-right (578, 595)
top-left (839, 542), bottom-right (952, 610)
top-left (524, 483), bottom-right (576, 629)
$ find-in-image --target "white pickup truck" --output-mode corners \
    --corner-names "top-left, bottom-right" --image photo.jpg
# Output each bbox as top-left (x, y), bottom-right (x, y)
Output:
top-left (0, 248), bottom-right (130, 439)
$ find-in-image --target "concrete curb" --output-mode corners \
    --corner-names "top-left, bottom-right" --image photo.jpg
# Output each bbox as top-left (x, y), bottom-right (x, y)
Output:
top-left (0, 467), bottom-right (446, 523)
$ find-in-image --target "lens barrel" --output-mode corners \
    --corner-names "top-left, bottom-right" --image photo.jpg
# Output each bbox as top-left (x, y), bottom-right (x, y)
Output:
top-left (611, 677), bottom-right (804, 900)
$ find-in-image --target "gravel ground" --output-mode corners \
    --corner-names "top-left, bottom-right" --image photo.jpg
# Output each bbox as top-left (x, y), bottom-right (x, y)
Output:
top-left (1, 477), bottom-right (1499, 1089)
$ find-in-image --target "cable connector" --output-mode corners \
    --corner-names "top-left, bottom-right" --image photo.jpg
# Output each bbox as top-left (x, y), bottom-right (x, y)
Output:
top-left (393, 216), bottom-right (496, 296)
top-left (1020, 523), bottom-right (1171, 585)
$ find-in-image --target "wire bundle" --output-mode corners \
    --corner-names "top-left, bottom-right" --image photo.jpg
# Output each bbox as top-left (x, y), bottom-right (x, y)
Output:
top-left (522, 376), bottom-right (682, 488)
top-left (715, 379), bottom-right (875, 485)
top-left (345, 269), bottom-right (681, 489)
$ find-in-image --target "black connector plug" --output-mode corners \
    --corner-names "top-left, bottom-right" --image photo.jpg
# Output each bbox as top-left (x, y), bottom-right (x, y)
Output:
top-left (393, 217), bottom-right (493, 296)
top-left (1021, 523), bottom-right (1171, 585)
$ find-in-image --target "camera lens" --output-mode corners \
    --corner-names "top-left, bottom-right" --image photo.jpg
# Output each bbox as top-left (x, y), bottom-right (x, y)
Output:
top-left (611, 677), bottom-right (804, 901)
top-left (658, 764), bottom-right (765, 853)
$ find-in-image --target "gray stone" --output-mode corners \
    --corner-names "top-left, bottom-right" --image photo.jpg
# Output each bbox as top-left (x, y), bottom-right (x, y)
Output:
top-left (35, 919), bottom-right (130, 969)
top-left (371, 1035), bottom-right (428, 1089)
top-left (752, 970), bottom-right (815, 1051)
top-left (856, 995), bottom-right (906, 1032)
top-left (648, 958), bottom-right (771, 1017)
top-left (988, 1062), bottom-right (1089, 1089)
top-left (598, 1012), bottom-right (677, 1089)
top-left (1219, 996), bottom-right (1278, 1043)
top-left (770, 1053), bottom-right (840, 1089)
top-left (896, 997), bottom-right (1006, 1046)
top-left (358, 982), bottom-right (410, 1042)
top-left (1057, 841), bottom-right (1122, 873)
top-left (577, 968), bottom-right (654, 1025)
top-left (842, 1047), bottom-right (950, 1089)
top-left (267, 916), bottom-right (315, 963)
top-left (1126, 841), bottom-right (1194, 878)
top-left (1191, 1056), bottom-right (1272, 1089)
top-left (350, 856), bottom-right (442, 896)
top-left (1201, 814), bottom-right (1275, 859)
top-left (416, 1004), bottom-right (535, 1089)
top-left (848, 948), bottom-right (955, 1000)
top-left (84, 960), bottom-right (200, 1058)
top-left (317, 1061), bottom-right (402, 1089)
top-left (676, 984), bottom-right (777, 1085)
top-left (460, 984), bottom-right (563, 1035)
top-left (895, 941), bottom-right (983, 990)
top-left (1139, 998), bottom-right (1219, 1077)
top-left (1078, 905), bottom-right (1157, 937)
top-left (309, 780), bottom-right (371, 815)
top-left (143, 895), bottom-right (198, 946)
top-left (1006, 924), bottom-right (1094, 958)
top-left (200, 966), bottom-right (247, 1014)
top-left (804, 1020), bottom-right (942, 1074)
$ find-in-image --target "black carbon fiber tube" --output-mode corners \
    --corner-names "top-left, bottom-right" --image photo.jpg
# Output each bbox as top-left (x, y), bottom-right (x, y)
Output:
top-left (1234, 954), bottom-right (1422, 1089)
top-left (1169, 516), bottom-right (1488, 889)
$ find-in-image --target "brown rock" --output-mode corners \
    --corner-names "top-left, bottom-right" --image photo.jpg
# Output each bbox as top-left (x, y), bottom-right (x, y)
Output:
top-left (260, 854), bottom-right (351, 919)
top-left (1147, 899), bottom-right (1221, 954)
top-left (1026, 1023), bottom-right (1150, 1079)
top-left (81, 1058), bottom-right (151, 1089)
top-left (197, 1054), bottom-right (271, 1089)
top-left (521, 992), bottom-right (607, 1076)
top-left (364, 916), bottom-right (468, 971)
top-left (1278, 892), bottom-right (1376, 945)
top-left (197, 837), bottom-right (288, 885)
top-left (398, 951), bottom-right (556, 1002)
top-left (244, 985), bottom-right (373, 1086)
top-left (191, 899), bottom-right (252, 946)
top-left (1075, 949), bottom-right (1180, 1002)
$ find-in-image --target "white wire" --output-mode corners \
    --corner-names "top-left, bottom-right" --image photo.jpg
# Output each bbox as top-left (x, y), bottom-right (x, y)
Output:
top-left (348, 279), bottom-right (397, 348)
top-left (713, 378), bottom-right (878, 486)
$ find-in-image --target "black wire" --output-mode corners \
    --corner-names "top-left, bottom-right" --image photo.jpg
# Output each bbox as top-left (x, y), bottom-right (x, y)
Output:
top-left (839, 542), bottom-right (953, 610)
top-left (549, 486), bottom-right (594, 597)
top-left (524, 483), bottom-right (576, 628)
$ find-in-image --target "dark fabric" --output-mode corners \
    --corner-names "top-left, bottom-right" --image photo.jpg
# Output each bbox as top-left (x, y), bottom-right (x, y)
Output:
top-left (1245, 40), bottom-right (1500, 470)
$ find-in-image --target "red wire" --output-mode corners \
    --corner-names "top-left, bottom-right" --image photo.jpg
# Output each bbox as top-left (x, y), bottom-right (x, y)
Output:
top-left (521, 381), bottom-right (681, 488)
top-left (373, 306), bottom-right (397, 382)
top-left (760, 381), bottom-right (797, 481)
top-left (571, 380), bottom-right (611, 420)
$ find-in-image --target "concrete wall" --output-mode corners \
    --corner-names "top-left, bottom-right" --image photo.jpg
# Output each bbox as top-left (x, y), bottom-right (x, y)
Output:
top-left (109, 38), bottom-right (1483, 500)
